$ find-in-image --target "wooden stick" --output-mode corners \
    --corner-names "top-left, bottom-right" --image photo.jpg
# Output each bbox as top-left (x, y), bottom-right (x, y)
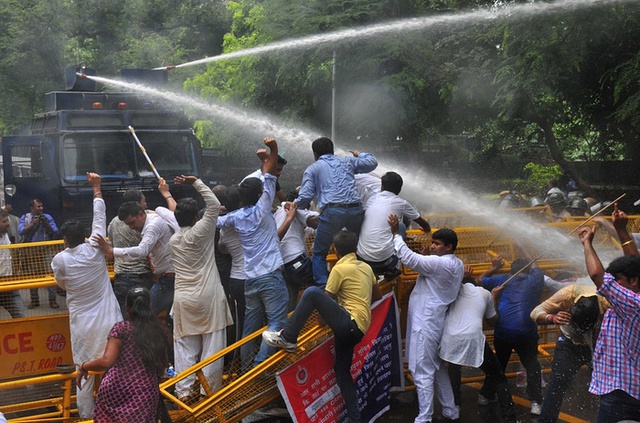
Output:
top-left (497, 193), bottom-right (626, 288)
top-left (128, 125), bottom-right (161, 180)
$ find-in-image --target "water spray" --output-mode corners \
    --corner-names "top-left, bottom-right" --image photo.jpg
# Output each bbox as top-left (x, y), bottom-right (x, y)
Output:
top-left (128, 126), bottom-right (162, 180)
top-left (497, 193), bottom-right (626, 288)
top-left (152, 0), bottom-right (634, 71)
top-left (85, 74), bottom-right (320, 144)
top-left (81, 73), bottom-right (622, 270)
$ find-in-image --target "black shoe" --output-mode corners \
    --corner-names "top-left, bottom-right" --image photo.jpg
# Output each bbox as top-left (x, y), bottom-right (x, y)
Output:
top-left (383, 268), bottom-right (402, 281)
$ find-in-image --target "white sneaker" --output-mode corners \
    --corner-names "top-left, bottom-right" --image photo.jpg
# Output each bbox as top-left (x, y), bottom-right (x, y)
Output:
top-left (262, 329), bottom-right (297, 352)
top-left (530, 401), bottom-right (542, 415)
top-left (477, 394), bottom-right (497, 405)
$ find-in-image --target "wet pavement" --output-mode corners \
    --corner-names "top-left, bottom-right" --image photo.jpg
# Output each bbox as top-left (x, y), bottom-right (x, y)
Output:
top-left (248, 360), bottom-right (599, 423)
top-left (378, 363), bottom-right (598, 423)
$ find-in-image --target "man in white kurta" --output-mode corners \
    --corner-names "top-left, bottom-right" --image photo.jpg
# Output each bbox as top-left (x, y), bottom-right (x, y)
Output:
top-left (169, 176), bottom-right (233, 400)
top-left (390, 216), bottom-right (462, 423)
top-left (438, 279), bottom-right (518, 422)
top-left (51, 173), bottom-right (122, 418)
top-left (0, 210), bottom-right (24, 318)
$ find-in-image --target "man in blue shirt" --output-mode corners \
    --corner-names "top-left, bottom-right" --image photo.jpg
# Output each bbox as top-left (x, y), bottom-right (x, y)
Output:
top-left (19, 198), bottom-right (60, 309)
top-left (475, 255), bottom-right (545, 416)
top-left (217, 137), bottom-right (288, 369)
top-left (295, 137), bottom-right (377, 286)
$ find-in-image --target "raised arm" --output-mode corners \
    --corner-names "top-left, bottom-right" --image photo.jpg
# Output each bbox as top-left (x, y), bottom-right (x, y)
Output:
top-left (158, 178), bottom-right (177, 212)
top-left (263, 137), bottom-right (279, 176)
top-left (277, 202), bottom-right (297, 240)
top-left (475, 255), bottom-right (505, 286)
top-left (88, 172), bottom-right (106, 238)
top-left (611, 203), bottom-right (639, 256)
top-left (414, 216), bottom-right (431, 233)
top-left (349, 150), bottom-right (378, 173)
top-left (295, 169), bottom-right (316, 210)
top-left (175, 175), bottom-right (220, 238)
top-left (579, 226), bottom-right (605, 289)
top-left (389, 214), bottom-right (437, 275)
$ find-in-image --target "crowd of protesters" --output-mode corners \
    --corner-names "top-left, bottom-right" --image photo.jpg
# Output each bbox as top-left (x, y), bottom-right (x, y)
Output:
top-left (2, 136), bottom-right (638, 423)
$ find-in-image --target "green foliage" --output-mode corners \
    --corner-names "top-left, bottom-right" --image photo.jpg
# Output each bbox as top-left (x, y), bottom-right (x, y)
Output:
top-left (519, 162), bottom-right (561, 197)
top-left (1, 0), bottom-right (640, 181)
top-left (0, 0), bottom-right (67, 134)
top-left (0, 0), bottom-right (231, 134)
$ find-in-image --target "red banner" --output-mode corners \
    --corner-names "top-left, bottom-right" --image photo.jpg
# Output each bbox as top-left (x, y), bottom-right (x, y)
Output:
top-left (276, 293), bottom-right (403, 423)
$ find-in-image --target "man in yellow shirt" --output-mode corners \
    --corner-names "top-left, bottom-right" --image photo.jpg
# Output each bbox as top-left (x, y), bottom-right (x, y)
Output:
top-left (263, 231), bottom-right (382, 423)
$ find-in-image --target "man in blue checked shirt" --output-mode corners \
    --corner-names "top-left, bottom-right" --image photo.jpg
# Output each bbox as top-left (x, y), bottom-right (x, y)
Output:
top-left (294, 137), bottom-right (377, 286)
top-left (579, 204), bottom-right (640, 423)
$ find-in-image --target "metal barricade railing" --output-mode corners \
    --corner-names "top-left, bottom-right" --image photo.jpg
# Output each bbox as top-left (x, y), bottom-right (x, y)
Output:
top-left (2, 215), bottom-right (638, 421)
top-left (0, 240), bottom-right (115, 318)
top-left (0, 371), bottom-right (79, 422)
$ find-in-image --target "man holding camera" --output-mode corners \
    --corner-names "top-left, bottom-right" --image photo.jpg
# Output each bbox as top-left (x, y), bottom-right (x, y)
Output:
top-left (19, 198), bottom-right (59, 308)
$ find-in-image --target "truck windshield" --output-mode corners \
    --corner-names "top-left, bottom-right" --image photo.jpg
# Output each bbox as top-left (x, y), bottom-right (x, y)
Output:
top-left (61, 132), bottom-right (196, 181)
top-left (134, 132), bottom-right (197, 178)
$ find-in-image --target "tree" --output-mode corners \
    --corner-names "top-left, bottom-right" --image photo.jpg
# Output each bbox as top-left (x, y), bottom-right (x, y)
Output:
top-left (0, 0), bottom-right (67, 134)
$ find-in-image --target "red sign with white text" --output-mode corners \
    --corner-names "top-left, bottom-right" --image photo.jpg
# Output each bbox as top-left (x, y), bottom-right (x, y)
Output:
top-left (0, 315), bottom-right (72, 380)
top-left (276, 294), bottom-right (403, 423)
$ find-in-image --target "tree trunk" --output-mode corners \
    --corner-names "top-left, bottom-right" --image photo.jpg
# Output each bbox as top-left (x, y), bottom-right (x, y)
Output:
top-left (537, 120), bottom-right (596, 198)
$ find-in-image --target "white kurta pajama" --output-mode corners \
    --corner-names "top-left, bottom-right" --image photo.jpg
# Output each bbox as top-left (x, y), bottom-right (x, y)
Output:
top-left (170, 179), bottom-right (233, 398)
top-left (51, 198), bottom-right (123, 418)
top-left (394, 235), bottom-right (463, 423)
top-left (439, 283), bottom-right (496, 367)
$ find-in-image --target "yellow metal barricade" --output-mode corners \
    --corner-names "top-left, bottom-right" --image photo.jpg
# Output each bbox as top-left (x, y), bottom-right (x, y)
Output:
top-left (1, 216), bottom-right (637, 421)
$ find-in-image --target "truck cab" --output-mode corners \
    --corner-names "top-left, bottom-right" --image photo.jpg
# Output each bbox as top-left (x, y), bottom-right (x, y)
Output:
top-left (1, 67), bottom-right (201, 228)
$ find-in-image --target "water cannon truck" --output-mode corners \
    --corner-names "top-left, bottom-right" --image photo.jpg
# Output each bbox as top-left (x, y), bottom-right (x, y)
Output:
top-left (1, 64), bottom-right (204, 228)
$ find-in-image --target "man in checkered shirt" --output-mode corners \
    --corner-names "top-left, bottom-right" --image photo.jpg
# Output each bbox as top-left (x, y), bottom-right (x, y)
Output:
top-left (578, 204), bottom-right (640, 423)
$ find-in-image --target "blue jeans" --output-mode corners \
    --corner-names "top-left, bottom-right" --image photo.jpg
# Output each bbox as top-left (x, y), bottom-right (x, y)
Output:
top-left (0, 291), bottom-right (25, 318)
top-left (30, 286), bottom-right (57, 302)
top-left (113, 272), bottom-right (154, 320)
top-left (283, 286), bottom-right (364, 423)
top-left (312, 206), bottom-right (364, 285)
top-left (539, 337), bottom-right (592, 423)
top-left (241, 270), bottom-right (288, 369)
top-left (150, 274), bottom-right (175, 324)
top-left (596, 389), bottom-right (640, 423)
top-left (283, 254), bottom-right (316, 312)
